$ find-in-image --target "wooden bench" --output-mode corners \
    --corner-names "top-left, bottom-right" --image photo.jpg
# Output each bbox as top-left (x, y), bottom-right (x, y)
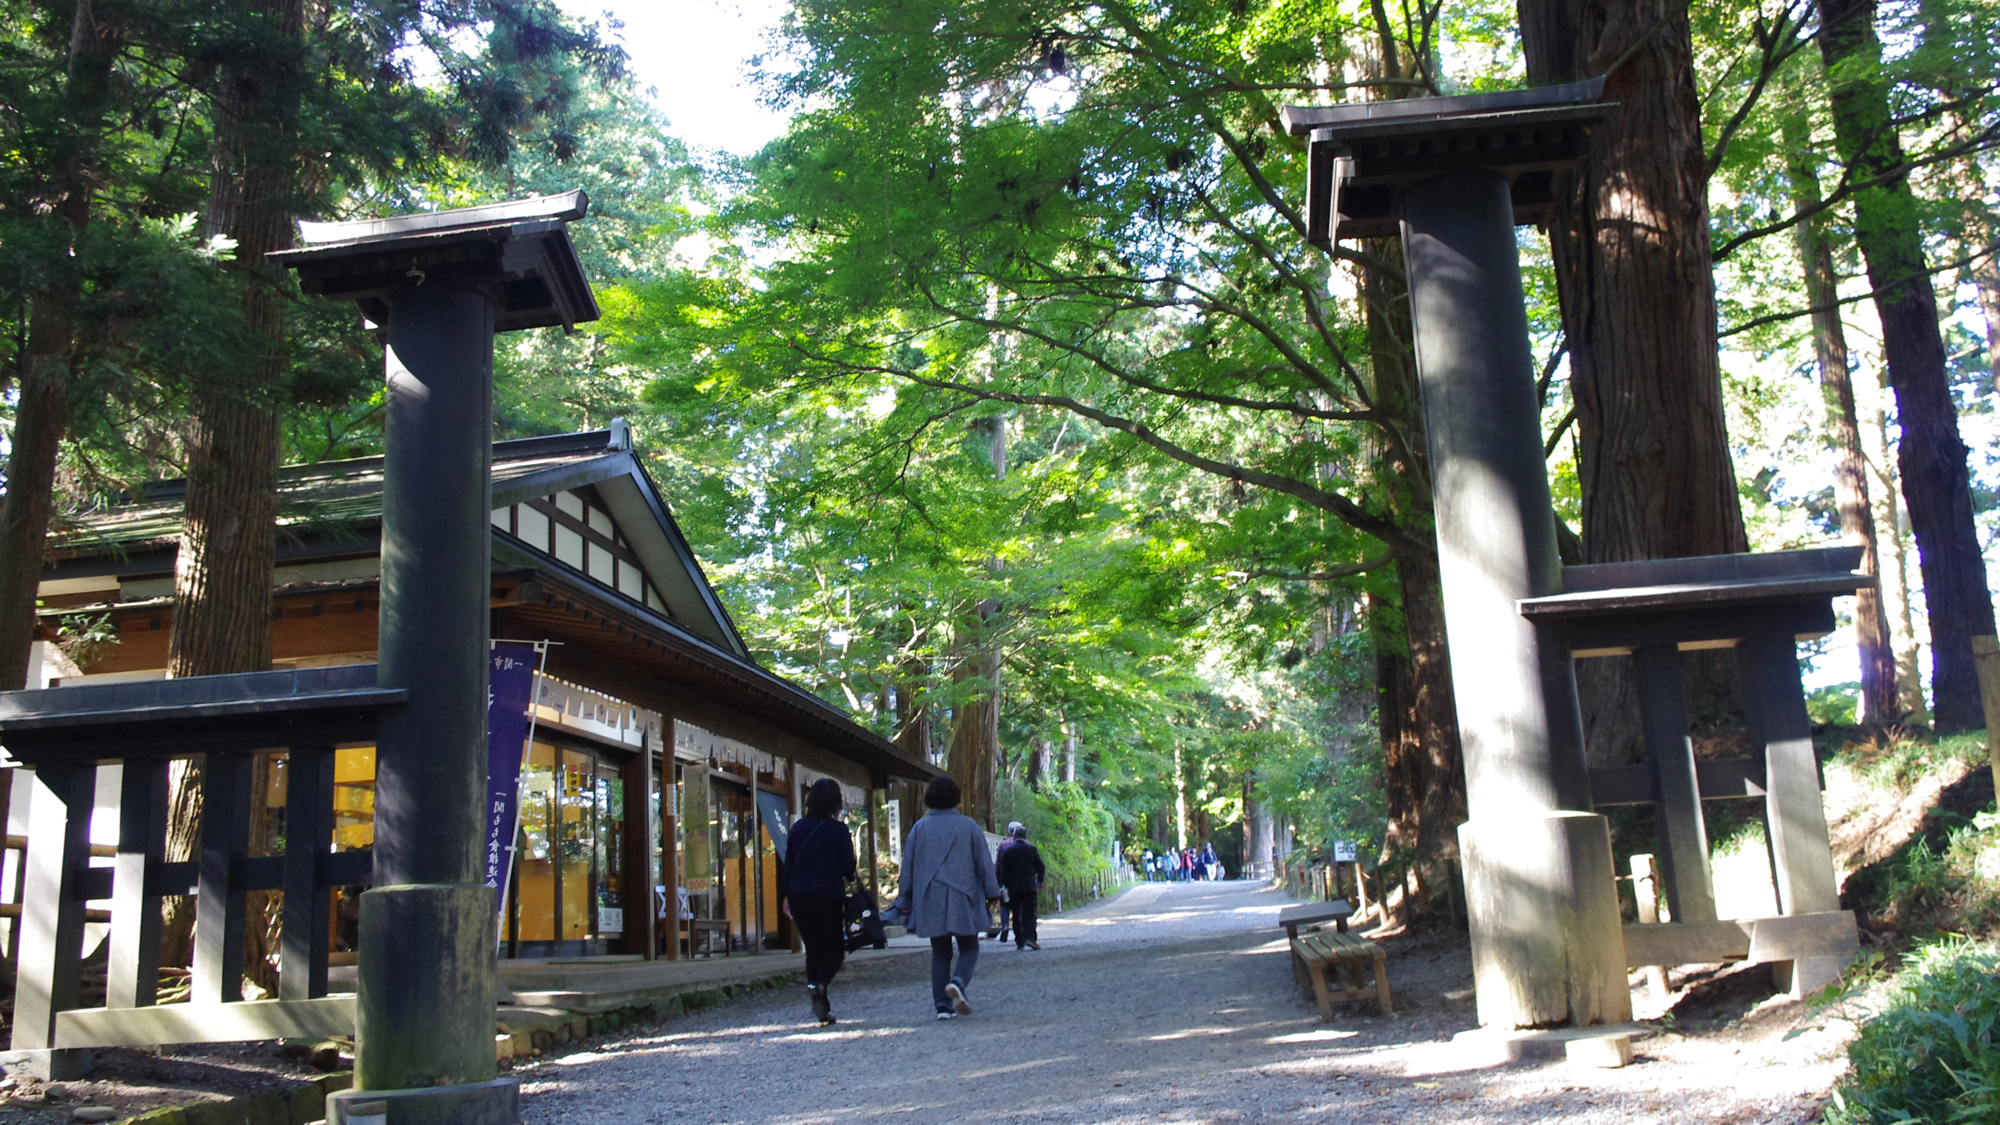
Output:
top-left (686, 919), bottom-right (730, 957)
top-left (1278, 898), bottom-right (1352, 940)
top-left (1290, 930), bottom-right (1392, 1019)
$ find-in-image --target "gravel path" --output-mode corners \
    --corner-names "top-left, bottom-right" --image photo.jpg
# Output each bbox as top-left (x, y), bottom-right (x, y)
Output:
top-left (516, 880), bottom-right (1852, 1123)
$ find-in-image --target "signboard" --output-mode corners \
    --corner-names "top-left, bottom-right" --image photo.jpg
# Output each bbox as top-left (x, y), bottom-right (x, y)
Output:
top-left (1332, 840), bottom-right (1358, 863)
top-left (756, 789), bottom-right (792, 857)
top-left (885, 799), bottom-right (902, 863)
top-left (598, 907), bottom-right (624, 934)
top-left (482, 643), bottom-right (539, 890)
top-left (682, 762), bottom-right (712, 893)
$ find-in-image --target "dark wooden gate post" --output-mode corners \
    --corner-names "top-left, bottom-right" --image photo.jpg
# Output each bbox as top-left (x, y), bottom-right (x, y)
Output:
top-left (8, 764), bottom-right (97, 1077)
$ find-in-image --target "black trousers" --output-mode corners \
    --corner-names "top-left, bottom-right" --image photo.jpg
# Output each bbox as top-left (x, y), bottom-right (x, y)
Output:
top-left (790, 894), bottom-right (846, 986)
top-left (1010, 891), bottom-right (1038, 945)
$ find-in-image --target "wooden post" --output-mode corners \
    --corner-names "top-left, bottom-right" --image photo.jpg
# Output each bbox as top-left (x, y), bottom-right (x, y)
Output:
top-left (1972, 636), bottom-right (2000, 799)
top-left (1739, 623), bottom-right (1843, 996)
top-left (280, 746), bottom-right (335, 1000)
top-left (10, 764), bottom-right (95, 1062)
top-left (620, 751), bottom-right (652, 959)
top-left (193, 752), bottom-right (251, 1004)
top-left (110, 758), bottom-right (169, 1008)
top-left (1633, 645), bottom-right (1717, 922)
top-left (1629, 853), bottom-right (1670, 998)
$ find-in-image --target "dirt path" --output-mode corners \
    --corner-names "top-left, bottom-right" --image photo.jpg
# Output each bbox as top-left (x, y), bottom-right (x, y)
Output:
top-left (518, 880), bottom-right (1851, 1123)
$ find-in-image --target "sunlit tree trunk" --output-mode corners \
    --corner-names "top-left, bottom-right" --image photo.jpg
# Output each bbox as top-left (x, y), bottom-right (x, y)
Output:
top-left (1519, 0), bottom-right (1748, 762)
top-left (0, 3), bottom-right (122, 690)
top-left (162, 0), bottom-right (304, 986)
top-left (1784, 116), bottom-right (1897, 725)
top-left (1821, 0), bottom-right (1997, 731)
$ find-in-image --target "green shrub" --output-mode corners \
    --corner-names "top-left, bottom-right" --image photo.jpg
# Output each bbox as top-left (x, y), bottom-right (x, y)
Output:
top-left (1825, 940), bottom-right (2000, 1124)
top-left (993, 779), bottom-right (1116, 893)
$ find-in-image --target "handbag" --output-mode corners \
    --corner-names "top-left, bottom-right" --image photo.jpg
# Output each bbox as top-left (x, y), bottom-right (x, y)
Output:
top-left (844, 889), bottom-right (888, 952)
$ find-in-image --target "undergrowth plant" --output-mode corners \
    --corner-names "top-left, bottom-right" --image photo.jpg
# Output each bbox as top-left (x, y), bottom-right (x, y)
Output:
top-left (1825, 940), bottom-right (2000, 1124)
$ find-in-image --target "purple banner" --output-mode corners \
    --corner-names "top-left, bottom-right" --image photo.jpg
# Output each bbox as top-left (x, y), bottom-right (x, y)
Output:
top-left (484, 643), bottom-right (539, 890)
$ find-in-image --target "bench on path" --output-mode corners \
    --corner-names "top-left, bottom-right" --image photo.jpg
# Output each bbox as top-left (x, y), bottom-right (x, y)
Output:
top-left (1290, 930), bottom-right (1392, 1020)
top-left (1278, 899), bottom-right (1352, 940)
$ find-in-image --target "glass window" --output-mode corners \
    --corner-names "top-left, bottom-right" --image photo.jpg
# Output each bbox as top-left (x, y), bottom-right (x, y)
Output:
top-left (616, 561), bottom-right (643, 600)
top-left (517, 504), bottom-right (550, 553)
top-left (555, 524), bottom-right (584, 570)
top-left (559, 747), bottom-right (594, 940)
top-left (514, 741), bottom-right (558, 943)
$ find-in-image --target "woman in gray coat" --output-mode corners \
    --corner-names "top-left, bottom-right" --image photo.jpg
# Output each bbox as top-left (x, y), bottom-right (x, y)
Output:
top-left (892, 776), bottom-right (1002, 1019)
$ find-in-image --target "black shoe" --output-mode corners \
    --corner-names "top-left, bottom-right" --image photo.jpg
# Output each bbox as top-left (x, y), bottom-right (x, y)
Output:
top-left (809, 984), bottom-right (833, 1026)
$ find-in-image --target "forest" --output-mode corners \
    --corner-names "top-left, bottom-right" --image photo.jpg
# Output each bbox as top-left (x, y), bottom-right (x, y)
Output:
top-left (3, 0), bottom-right (1998, 922)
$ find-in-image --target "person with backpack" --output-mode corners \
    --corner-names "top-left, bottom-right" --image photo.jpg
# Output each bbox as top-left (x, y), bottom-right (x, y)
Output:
top-left (780, 778), bottom-right (858, 1027)
top-left (893, 776), bottom-right (1002, 1020)
top-left (991, 821), bottom-right (1024, 943)
top-left (996, 824), bottom-right (1046, 950)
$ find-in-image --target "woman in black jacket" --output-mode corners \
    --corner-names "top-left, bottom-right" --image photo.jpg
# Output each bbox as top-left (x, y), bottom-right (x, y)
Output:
top-left (780, 778), bottom-right (858, 1026)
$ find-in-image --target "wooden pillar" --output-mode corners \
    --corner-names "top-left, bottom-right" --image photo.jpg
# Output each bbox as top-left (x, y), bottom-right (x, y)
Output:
top-left (866, 771), bottom-right (887, 907)
top-left (661, 757), bottom-right (679, 962)
top-left (1739, 623), bottom-right (1844, 995)
top-left (1632, 645), bottom-right (1717, 922)
top-left (10, 764), bottom-right (95, 1057)
top-left (109, 758), bottom-right (169, 1008)
top-left (1973, 635), bottom-right (2000, 799)
top-left (620, 750), bottom-right (652, 959)
top-left (281, 746), bottom-right (335, 1000)
top-left (193, 751), bottom-right (251, 1004)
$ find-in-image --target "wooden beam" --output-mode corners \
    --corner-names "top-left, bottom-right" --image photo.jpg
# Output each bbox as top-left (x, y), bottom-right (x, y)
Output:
top-left (108, 759), bottom-right (168, 1009)
top-left (55, 996), bottom-right (355, 1049)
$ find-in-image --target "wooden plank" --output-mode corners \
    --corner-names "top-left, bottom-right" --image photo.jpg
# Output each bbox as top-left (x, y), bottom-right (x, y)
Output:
top-left (281, 746), bottom-right (335, 1000)
top-left (1555, 602), bottom-right (1835, 656)
top-left (55, 996), bottom-right (356, 1049)
top-left (1559, 547), bottom-right (1864, 593)
top-left (1590, 758), bottom-right (1768, 807)
top-left (1739, 626), bottom-right (1841, 917)
top-left (1747, 912), bottom-right (1859, 963)
top-left (10, 764), bottom-right (95, 1052)
top-left (1622, 920), bottom-right (1751, 968)
top-left (193, 753), bottom-right (251, 1004)
top-left (109, 758), bottom-right (168, 1009)
top-left (1634, 645), bottom-right (1716, 923)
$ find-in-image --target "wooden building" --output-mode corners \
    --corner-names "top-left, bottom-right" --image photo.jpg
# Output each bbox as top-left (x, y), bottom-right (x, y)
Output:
top-left (19, 425), bottom-right (935, 967)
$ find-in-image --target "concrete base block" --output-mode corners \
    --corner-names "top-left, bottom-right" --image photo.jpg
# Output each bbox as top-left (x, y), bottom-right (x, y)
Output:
top-left (1461, 813), bottom-right (1631, 1029)
top-left (1564, 1033), bottom-right (1634, 1068)
top-left (328, 1077), bottom-right (518, 1125)
top-left (0, 1048), bottom-right (93, 1080)
top-left (1773, 954), bottom-right (1849, 999)
top-left (356, 883), bottom-right (498, 1091)
top-left (1447, 1024), bottom-right (1648, 1068)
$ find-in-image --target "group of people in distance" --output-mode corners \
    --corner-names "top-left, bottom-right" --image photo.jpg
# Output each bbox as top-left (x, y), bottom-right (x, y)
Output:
top-left (1144, 841), bottom-right (1220, 882)
top-left (777, 774), bottom-right (1047, 1027)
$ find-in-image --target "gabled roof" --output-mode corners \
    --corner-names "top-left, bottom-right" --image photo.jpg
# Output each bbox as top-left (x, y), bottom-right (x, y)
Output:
top-left (48, 428), bottom-right (749, 658)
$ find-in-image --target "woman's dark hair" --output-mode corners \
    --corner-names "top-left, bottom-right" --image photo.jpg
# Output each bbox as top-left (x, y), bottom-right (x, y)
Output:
top-left (804, 777), bottom-right (843, 818)
top-left (924, 775), bottom-right (961, 810)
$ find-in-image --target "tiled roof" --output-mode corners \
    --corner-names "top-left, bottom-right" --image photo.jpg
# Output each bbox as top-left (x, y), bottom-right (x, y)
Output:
top-left (53, 431), bottom-right (622, 554)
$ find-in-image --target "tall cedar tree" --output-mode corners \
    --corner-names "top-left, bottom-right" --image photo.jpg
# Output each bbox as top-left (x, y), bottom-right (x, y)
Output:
top-left (1820, 0), bottom-right (1997, 731)
top-left (1517, 0), bottom-right (1748, 761)
top-left (0, 3), bottom-right (124, 691)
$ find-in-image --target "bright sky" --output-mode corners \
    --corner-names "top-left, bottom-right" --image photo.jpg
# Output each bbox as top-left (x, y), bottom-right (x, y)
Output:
top-left (563, 0), bottom-right (794, 157)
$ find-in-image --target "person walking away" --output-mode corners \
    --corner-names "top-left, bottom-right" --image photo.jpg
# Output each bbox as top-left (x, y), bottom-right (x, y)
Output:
top-left (991, 821), bottom-right (1023, 943)
top-left (1201, 841), bottom-right (1219, 881)
top-left (997, 824), bottom-right (1045, 950)
top-left (893, 776), bottom-right (1002, 1020)
top-left (780, 778), bottom-right (857, 1026)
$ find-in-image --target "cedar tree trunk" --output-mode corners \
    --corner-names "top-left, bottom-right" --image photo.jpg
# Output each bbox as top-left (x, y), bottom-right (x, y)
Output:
top-left (1519, 0), bottom-right (1749, 762)
top-left (1821, 0), bottom-right (1998, 731)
